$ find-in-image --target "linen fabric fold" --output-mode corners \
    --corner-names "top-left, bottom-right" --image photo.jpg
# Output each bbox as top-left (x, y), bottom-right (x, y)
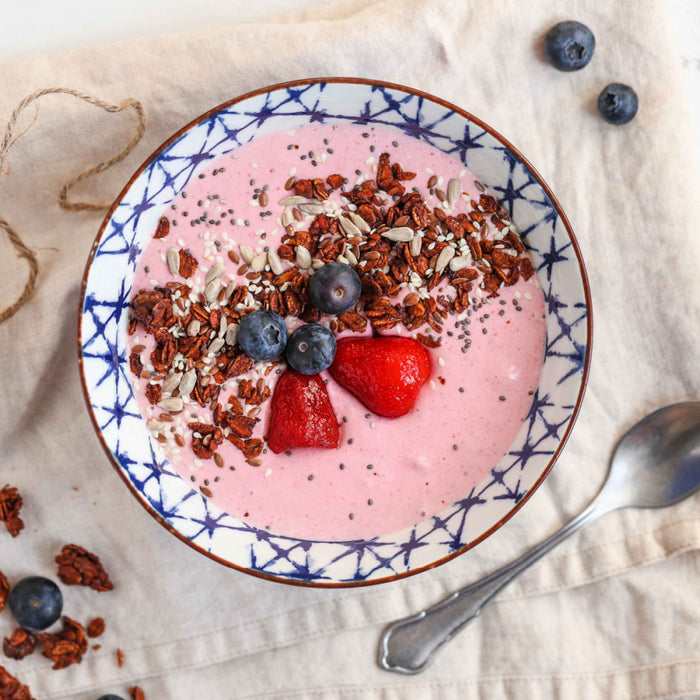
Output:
top-left (0, 0), bottom-right (699, 698)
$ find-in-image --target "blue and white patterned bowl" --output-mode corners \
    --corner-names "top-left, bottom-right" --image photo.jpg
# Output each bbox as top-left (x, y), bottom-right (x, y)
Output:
top-left (78, 79), bottom-right (591, 587)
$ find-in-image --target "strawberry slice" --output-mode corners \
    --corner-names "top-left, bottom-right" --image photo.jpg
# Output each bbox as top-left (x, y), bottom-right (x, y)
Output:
top-left (267, 370), bottom-right (340, 454)
top-left (329, 336), bottom-right (431, 418)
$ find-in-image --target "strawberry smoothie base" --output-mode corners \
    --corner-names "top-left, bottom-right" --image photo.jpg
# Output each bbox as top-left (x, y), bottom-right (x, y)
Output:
top-left (127, 123), bottom-right (546, 542)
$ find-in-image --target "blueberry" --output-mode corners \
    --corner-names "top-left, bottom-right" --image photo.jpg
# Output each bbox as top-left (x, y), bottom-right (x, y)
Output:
top-left (96, 696), bottom-right (126, 700)
top-left (8, 576), bottom-right (63, 631)
top-left (543, 21), bottom-right (595, 71)
top-left (238, 310), bottom-right (287, 361)
top-left (285, 324), bottom-right (337, 374)
top-left (309, 262), bottom-right (361, 315)
top-left (597, 83), bottom-right (639, 125)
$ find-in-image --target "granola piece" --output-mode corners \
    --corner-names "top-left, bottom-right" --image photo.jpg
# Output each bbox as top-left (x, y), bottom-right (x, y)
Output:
top-left (0, 486), bottom-right (24, 538)
top-left (188, 423), bottom-right (224, 460)
top-left (2, 629), bottom-right (36, 661)
top-left (178, 249), bottom-right (198, 278)
top-left (55, 545), bottom-right (113, 592)
top-left (37, 617), bottom-right (87, 670)
top-left (153, 216), bottom-right (170, 239)
top-left (130, 686), bottom-right (146, 700)
top-left (326, 173), bottom-right (344, 190)
top-left (86, 617), bottom-right (105, 638)
top-left (0, 573), bottom-right (8, 614)
top-left (0, 665), bottom-right (34, 700)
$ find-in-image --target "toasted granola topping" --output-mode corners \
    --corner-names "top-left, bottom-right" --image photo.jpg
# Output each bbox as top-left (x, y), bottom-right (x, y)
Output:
top-left (0, 573), bottom-right (8, 615)
top-left (2, 630), bottom-right (36, 661)
top-left (86, 617), bottom-right (106, 638)
top-left (0, 486), bottom-right (24, 538)
top-left (55, 545), bottom-right (113, 592)
top-left (0, 665), bottom-right (34, 700)
top-left (36, 617), bottom-right (87, 670)
top-left (129, 145), bottom-right (535, 476)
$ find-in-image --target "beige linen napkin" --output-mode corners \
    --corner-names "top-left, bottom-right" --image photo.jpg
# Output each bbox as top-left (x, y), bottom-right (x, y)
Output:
top-left (1, 0), bottom-right (699, 698)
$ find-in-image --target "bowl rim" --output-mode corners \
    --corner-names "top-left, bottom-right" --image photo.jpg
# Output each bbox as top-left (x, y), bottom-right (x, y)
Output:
top-left (77, 76), bottom-right (593, 588)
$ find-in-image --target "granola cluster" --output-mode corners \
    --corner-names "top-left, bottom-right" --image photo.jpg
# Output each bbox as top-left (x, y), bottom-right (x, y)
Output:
top-left (0, 487), bottom-right (24, 538)
top-left (128, 151), bottom-right (534, 472)
top-left (0, 540), bottom-right (118, 698)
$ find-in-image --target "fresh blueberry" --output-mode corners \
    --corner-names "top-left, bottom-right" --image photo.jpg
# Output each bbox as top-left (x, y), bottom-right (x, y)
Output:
top-left (597, 83), bottom-right (639, 125)
top-left (8, 576), bottom-right (63, 631)
top-left (96, 696), bottom-right (126, 700)
top-left (237, 310), bottom-right (287, 361)
top-left (285, 324), bottom-right (337, 375)
top-left (543, 21), bottom-right (595, 71)
top-left (309, 262), bottom-right (361, 315)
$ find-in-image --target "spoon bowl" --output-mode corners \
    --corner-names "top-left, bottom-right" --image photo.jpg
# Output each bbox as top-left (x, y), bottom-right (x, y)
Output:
top-left (597, 402), bottom-right (700, 513)
top-left (379, 401), bottom-right (700, 674)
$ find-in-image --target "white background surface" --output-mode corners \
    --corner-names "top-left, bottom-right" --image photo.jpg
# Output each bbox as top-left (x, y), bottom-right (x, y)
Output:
top-left (2, 0), bottom-right (699, 165)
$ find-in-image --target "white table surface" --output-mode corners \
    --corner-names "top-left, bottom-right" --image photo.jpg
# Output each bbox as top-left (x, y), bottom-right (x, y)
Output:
top-left (3, 0), bottom-right (699, 167)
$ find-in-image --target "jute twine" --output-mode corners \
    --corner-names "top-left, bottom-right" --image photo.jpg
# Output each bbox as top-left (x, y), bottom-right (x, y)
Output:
top-left (0, 87), bottom-right (146, 325)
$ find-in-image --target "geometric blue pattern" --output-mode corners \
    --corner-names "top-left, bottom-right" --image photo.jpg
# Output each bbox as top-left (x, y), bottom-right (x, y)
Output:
top-left (78, 79), bottom-right (591, 586)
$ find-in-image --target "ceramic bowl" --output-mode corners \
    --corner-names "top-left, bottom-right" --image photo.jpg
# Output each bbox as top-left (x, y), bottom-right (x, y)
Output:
top-left (78, 78), bottom-right (592, 587)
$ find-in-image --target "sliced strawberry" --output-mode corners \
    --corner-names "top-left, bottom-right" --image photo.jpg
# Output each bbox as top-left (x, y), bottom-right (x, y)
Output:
top-left (329, 336), bottom-right (431, 418)
top-left (267, 370), bottom-right (340, 454)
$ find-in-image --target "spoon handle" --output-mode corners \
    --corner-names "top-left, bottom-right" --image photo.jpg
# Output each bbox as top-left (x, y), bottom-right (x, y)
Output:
top-left (379, 500), bottom-right (605, 674)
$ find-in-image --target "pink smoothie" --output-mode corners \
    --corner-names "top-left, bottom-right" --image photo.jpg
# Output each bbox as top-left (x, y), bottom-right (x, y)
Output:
top-left (128, 123), bottom-right (546, 541)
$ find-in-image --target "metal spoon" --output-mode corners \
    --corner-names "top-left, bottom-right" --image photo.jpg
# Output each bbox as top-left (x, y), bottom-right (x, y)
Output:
top-left (379, 401), bottom-right (700, 674)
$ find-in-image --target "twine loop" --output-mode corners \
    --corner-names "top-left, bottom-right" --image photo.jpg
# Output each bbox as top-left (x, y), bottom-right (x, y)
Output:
top-left (0, 87), bottom-right (146, 324)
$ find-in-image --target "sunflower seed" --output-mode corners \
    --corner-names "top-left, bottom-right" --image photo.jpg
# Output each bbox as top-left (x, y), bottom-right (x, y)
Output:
top-left (278, 195), bottom-right (307, 206)
top-left (344, 247), bottom-right (358, 265)
top-left (267, 250), bottom-right (284, 275)
top-left (435, 245), bottom-right (456, 273)
top-left (179, 369), bottom-right (197, 397)
top-left (239, 245), bottom-right (255, 264)
top-left (205, 278), bottom-right (222, 303)
top-left (146, 419), bottom-right (164, 431)
top-left (311, 259), bottom-right (325, 270)
top-left (282, 208), bottom-right (294, 227)
top-left (250, 252), bottom-right (268, 272)
top-left (166, 248), bottom-right (180, 276)
top-left (381, 227), bottom-right (414, 242)
top-left (222, 281), bottom-right (236, 304)
top-left (296, 246), bottom-right (312, 269)
top-left (187, 319), bottom-right (201, 337)
top-left (158, 397), bottom-right (184, 412)
top-left (162, 371), bottom-right (182, 394)
top-left (205, 263), bottom-right (225, 285)
top-left (219, 315), bottom-right (228, 337)
top-left (208, 338), bottom-right (225, 355)
top-left (298, 203), bottom-right (324, 216)
top-left (447, 178), bottom-right (461, 206)
top-left (449, 254), bottom-right (473, 271)
top-left (338, 215), bottom-right (362, 238)
top-left (348, 211), bottom-right (371, 234)
top-left (225, 323), bottom-right (238, 346)
top-left (410, 235), bottom-right (422, 256)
